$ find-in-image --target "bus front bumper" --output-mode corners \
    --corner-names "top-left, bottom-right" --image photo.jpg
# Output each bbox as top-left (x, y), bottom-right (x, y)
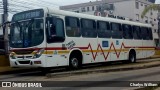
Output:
top-left (9, 58), bottom-right (45, 68)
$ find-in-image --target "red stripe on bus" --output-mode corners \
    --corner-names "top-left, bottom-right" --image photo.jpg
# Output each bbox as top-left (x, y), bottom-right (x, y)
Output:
top-left (10, 47), bottom-right (67, 51)
top-left (74, 43), bottom-right (155, 60)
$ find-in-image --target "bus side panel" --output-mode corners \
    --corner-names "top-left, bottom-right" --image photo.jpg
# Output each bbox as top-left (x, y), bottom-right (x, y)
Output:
top-left (110, 39), bottom-right (124, 61)
top-left (66, 37), bottom-right (98, 64)
top-left (97, 38), bottom-right (111, 62)
top-left (142, 40), bottom-right (155, 58)
top-left (124, 39), bottom-right (143, 59)
top-left (46, 43), bottom-right (68, 67)
top-left (123, 39), bottom-right (133, 60)
top-left (82, 38), bottom-right (98, 64)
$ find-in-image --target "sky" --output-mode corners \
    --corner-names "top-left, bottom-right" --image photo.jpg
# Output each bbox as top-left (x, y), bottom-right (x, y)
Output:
top-left (1, 0), bottom-right (160, 34)
top-left (44, 0), bottom-right (160, 5)
top-left (46, 0), bottom-right (160, 5)
top-left (4, 0), bottom-right (160, 21)
top-left (155, 0), bottom-right (160, 4)
top-left (40, 0), bottom-right (96, 6)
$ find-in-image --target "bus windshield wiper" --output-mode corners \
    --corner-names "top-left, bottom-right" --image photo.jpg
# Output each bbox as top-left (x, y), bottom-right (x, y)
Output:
top-left (25, 19), bottom-right (34, 30)
top-left (14, 21), bottom-right (23, 38)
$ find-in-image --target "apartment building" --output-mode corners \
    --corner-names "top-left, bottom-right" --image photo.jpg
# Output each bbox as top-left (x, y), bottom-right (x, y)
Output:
top-left (60, 0), bottom-right (159, 46)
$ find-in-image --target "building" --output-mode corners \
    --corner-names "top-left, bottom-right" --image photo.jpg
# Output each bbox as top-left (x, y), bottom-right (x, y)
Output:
top-left (60, 0), bottom-right (159, 46)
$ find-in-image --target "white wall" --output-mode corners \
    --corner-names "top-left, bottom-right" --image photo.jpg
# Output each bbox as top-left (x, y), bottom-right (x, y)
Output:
top-left (114, 0), bottom-right (135, 19)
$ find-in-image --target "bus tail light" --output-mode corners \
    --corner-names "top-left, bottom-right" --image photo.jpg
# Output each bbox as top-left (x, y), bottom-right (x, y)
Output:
top-left (33, 49), bottom-right (44, 59)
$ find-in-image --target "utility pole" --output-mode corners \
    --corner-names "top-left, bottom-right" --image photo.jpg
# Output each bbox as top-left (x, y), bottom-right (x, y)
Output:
top-left (3, 0), bottom-right (9, 54)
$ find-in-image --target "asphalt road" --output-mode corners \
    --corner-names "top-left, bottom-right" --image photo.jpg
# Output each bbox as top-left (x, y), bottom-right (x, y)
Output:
top-left (0, 58), bottom-right (160, 90)
top-left (1, 66), bottom-right (160, 90)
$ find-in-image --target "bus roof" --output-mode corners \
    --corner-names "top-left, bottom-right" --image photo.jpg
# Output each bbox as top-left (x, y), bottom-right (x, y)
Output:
top-left (46, 8), bottom-right (151, 28)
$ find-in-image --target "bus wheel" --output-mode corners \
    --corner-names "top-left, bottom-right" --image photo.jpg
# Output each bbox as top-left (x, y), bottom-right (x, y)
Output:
top-left (69, 57), bottom-right (80, 69)
top-left (129, 52), bottom-right (136, 63)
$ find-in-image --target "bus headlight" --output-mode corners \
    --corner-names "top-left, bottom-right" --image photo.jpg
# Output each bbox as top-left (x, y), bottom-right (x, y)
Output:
top-left (10, 52), bottom-right (16, 59)
top-left (33, 49), bottom-right (44, 58)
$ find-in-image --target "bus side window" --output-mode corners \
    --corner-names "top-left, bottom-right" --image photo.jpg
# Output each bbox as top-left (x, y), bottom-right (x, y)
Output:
top-left (141, 27), bottom-right (150, 40)
top-left (122, 24), bottom-right (133, 39)
top-left (46, 17), bottom-right (65, 43)
top-left (65, 16), bottom-right (81, 37)
top-left (133, 26), bottom-right (142, 40)
top-left (81, 19), bottom-right (97, 38)
top-left (111, 22), bottom-right (122, 39)
top-left (56, 19), bottom-right (65, 39)
top-left (97, 21), bottom-right (111, 38)
top-left (148, 28), bottom-right (153, 40)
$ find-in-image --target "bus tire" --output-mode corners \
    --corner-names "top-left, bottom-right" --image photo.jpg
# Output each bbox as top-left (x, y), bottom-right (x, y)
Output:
top-left (69, 51), bottom-right (82, 69)
top-left (70, 57), bottom-right (79, 69)
top-left (129, 51), bottom-right (136, 63)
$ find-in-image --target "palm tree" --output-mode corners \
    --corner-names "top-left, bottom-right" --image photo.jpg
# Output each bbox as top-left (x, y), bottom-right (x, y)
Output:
top-left (141, 4), bottom-right (160, 18)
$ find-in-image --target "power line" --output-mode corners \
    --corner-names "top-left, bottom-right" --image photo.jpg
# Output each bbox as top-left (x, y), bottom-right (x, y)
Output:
top-left (10, 0), bottom-right (48, 8)
top-left (10, 0), bottom-right (37, 8)
top-left (39, 0), bottom-right (60, 6)
top-left (7, 0), bottom-right (60, 14)
top-left (10, 0), bottom-right (59, 8)
top-left (9, 3), bottom-right (32, 9)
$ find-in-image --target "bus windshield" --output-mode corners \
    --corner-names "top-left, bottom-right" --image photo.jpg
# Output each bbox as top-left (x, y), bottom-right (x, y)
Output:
top-left (10, 19), bottom-right (44, 48)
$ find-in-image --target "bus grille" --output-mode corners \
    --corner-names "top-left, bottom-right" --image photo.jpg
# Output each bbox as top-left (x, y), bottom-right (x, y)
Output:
top-left (18, 61), bottom-right (30, 64)
top-left (14, 50), bottom-right (34, 54)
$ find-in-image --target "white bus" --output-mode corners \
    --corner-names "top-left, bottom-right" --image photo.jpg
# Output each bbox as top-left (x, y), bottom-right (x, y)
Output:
top-left (9, 8), bottom-right (155, 69)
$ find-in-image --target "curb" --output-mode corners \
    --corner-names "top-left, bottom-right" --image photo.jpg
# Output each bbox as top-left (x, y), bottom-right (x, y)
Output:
top-left (46, 61), bottom-right (160, 78)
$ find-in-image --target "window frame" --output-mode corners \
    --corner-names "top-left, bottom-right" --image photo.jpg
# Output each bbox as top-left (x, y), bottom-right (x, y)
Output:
top-left (81, 18), bottom-right (97, 38)
top-left (110, 22), bottom-right (123, 39)
top-left (122, 24), bottom-right (133, 39)
top-left (97, 20), bottom-right (111, 38)
top-left (147, 28), bottom-right (153, 40)
top-left (132, 25), bottom-right (142, 40)
top-left (46, 17), bottom-right (65, 43)
top-left (136, 2), bottom-right (139, 9)
top-left (141, 27), bottom-right (152, 40)
top-left (65, 16), bottom-right (81, 37)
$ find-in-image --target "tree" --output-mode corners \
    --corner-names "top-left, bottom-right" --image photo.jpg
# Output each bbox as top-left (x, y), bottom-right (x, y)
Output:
top-left (141, 4), bottom-right (160, 47)
top-left (141, 4), bottom-right (160, 18)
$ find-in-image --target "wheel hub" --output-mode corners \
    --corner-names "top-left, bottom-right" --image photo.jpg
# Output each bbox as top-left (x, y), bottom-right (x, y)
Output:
top-left (71, 58), bottom-right (78, 67)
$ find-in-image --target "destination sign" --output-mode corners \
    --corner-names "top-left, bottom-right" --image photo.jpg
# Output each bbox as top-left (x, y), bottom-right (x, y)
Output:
top-left (12, 9), bottom-right (44, 21)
